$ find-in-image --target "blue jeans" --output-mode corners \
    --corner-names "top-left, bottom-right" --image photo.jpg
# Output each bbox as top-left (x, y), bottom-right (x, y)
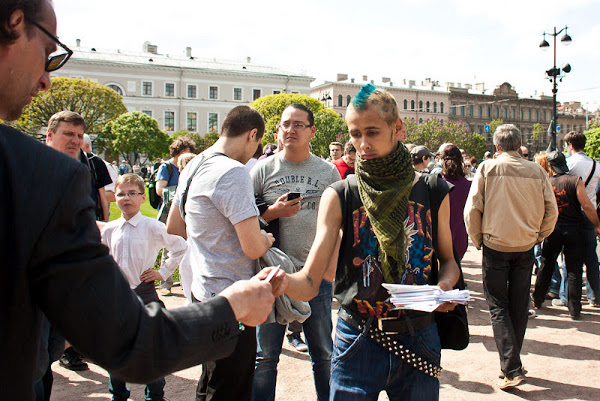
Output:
top-left (109, 374), bottom-right (165, 401)
top-left (253, 280), bottom-right (333, 401)
top-left (582, 221), bottom-right (600, 303)
top-left (330, 317), bottom-right (440, 401)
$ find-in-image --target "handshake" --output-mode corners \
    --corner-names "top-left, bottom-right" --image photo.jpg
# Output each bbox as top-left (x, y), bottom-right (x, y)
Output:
top-left (219, 266), bottom-right (287, 327)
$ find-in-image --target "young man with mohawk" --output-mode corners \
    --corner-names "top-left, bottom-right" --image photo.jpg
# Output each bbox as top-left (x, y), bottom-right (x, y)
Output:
top-left (281, 84), bottom-right (460, 400)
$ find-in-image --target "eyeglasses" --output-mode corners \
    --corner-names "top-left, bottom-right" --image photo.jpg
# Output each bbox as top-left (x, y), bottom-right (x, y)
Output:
top-left (523, 153), bottom-right (529, 157)
top-left (278, 122), bottom-right (312, 131)
top-left (26, 18), bottom-right (73, 72)
top-left (115, 192), bottom-right (144, 199)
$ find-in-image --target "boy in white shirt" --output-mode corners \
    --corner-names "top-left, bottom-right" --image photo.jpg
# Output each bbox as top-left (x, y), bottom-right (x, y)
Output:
top-left (101, 173), bottom-right (187, 401)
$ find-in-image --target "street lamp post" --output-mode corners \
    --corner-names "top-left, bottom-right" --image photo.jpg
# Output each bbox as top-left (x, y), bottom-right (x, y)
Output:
top-left (540, 26), bottom-right (572, 151)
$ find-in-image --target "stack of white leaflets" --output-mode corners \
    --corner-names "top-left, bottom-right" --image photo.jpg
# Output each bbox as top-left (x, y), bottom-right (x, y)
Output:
top-left (382, 284), bottom-right (472, 312)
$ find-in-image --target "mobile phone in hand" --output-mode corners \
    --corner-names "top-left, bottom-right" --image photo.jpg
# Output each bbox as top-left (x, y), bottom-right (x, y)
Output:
top-left (287, 192), bottom-right (301, 201)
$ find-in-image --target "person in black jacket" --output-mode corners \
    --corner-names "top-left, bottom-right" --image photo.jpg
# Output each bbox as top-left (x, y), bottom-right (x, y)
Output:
top-left (0, 1), bottom-right (282, 399)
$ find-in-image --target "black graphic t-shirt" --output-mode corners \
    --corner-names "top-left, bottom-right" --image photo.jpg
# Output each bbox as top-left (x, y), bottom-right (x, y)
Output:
top-left (332, 173), bottom-right (450, 319)
top-left (550, 174), bottom-right (583, 225)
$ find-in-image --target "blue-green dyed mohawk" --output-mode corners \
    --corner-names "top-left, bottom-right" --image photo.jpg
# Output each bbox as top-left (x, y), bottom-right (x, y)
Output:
top-left (351, 84), bottom-right (376, 110)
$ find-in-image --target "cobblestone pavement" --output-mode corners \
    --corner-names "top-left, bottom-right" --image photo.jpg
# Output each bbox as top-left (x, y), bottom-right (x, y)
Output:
top-left (50, 241), bottom-right (600, 400)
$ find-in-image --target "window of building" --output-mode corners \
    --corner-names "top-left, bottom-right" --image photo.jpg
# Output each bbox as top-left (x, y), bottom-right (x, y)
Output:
top-left (460, 106), bottom-right (465, 116)
top-left (528, 110), bottom-right (532, 120)
top-left (208, 113), bottom-right (218, 133)
top-left (535, 110), bottom-right (539, 121)
top-left (419, 101), bottom-right (423, 112)
top-left (426, 101), bottom-right (431, 112)
top-left (478, 106), bottom-right (482, 117)
top-left (495, 108), bottom-right (499, 118)
top-left (440, 103), bottom-right (444, 114)
top-left (141, 110), bottom-right (152, 117)
top-left (419, 118), bottom-right (423, 124)
top-left (187, 85), bottom-right (197, 98)
top-left (107, 84), bottom-right (123, 96)
top-left (411, 100), bottom-right (415, 111)
top-left (209, 86), bottom-right (218, 100)
top-left (433, 102), bottom-right (438, 113)
top-left (511, 109), bottom-right (515, 119)
top-left (165, 83), bottom-right (175, 97)
top-left (234, 88), bottom-right (242, 101)
top-left (142, 81), bottom-right (152, 96)
top-left (187, 112), bottom-right (197, 132)
top-left (347, 95), bottom-right (352, 106)
top-left (487, 107), bottom-right (491, 118)
top-left (338, 94), bottom-right (343, 107)
top-left (164, 111), bottom-right (175, 131)
top-left (543, 111), bottom-right (547, 122)
top-left (253, 89), bottom-right (261, 101)
top-left (404, 99), bottom-right (408, 110)
top-left (502, 108), bottom-right (507, 119)
top-left (469, 105), bottom-right (473, 116)
top-left (273, 90), bottom-right (281, 95)
top-left (452, 106), bottom-right (456, 116)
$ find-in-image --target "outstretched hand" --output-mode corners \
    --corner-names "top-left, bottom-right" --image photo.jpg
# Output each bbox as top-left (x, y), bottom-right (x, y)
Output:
top-left (220, 279), bottom-right (275, 327)
top-left (255, 266), bottom-right (288, 297)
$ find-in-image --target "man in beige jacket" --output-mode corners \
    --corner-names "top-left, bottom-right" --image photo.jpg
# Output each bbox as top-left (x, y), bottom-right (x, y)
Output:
top-left (464, 124), bottom-right (558, 390)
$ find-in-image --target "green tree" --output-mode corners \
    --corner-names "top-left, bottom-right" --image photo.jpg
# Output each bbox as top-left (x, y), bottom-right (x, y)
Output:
top-left (588, 116), bottom-right (600, 130)
top-left (405, 118), bottom-right (486, 159)
top-left (102, 111), bottom-right (170, 167)
top-left (531, 123), bottom-right (545, 141)
top-left (250, 93), bottom-right (346, 158)
top-left (14, 77), bottom-right (127, 139)
top-left (489, 119), bottom-right (504, 137)
top-left (584, 127), bottom-right (600, 160)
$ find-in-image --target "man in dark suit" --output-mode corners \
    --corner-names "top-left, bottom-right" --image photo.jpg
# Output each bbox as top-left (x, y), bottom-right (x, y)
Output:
top-left (0, 1), bottom-right (283, 399)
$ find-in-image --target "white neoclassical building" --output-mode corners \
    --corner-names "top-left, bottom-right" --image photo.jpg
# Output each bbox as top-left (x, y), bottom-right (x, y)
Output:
top-left (52, 42), bottom-right (314, 134)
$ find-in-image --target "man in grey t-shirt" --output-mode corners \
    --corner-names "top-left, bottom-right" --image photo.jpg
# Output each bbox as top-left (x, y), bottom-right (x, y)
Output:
top-left (170, 106), bottom-right (275, 401)
top-left (251, 103), bottom-right (341, 401)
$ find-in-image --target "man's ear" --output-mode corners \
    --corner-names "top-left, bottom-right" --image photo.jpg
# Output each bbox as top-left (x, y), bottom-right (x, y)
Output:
top-left (392, 118), bottom-right (404, 138)
top-left (46, 128), bottom-right (53, 144)
top-left (248, 128), bottom-right (258, 142)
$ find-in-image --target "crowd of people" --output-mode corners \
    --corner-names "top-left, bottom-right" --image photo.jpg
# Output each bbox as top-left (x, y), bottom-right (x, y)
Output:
top-left (2, 1), bottom-right (600, 401)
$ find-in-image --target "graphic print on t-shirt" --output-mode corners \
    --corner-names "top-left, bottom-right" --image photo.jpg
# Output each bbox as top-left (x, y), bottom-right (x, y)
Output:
top-left (352, 200), bottom-right (433, 318)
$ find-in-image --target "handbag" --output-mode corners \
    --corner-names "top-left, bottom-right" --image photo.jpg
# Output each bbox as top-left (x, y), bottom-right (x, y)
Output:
top-left (426, 173), bottom-right (470, 350)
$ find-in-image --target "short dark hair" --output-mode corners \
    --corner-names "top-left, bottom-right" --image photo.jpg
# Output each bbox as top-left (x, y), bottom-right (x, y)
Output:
top-left (0, 0), bottom-right (45, 45)
top-left (285, 103), bottom-right (314, 126)
top-left (221, 105), bottom-right (265, 139)
top-left (169, 136), bottom-right (195, 157)
top-left (344, 141), bottom-right (356, 154)
top-left (48, 110), bottom-right (86, 132)
top-left (329, 141), bottom-right (343, 150)
top-left (564, 131), bottom-right (586, 151)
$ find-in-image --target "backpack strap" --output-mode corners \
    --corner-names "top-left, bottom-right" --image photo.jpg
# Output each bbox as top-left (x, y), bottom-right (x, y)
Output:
top-left (585, 160), bottom-right (597, 187)
top-left (166, 162), bottom-right (174, 183)
top-left (179, 152), bottom-right (227, 220)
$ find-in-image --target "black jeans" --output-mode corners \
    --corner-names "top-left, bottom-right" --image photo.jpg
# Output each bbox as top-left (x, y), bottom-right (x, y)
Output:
top-left (193, 295), bottom-right (255, 401)
top-left (482, 245), bottom-right (534, 378)
top-left (532, 223), bottom-right (584, 315)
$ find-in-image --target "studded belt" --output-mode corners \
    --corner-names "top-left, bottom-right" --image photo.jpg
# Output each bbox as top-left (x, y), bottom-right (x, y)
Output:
top-left (338, 307), bottom-right (441, 378)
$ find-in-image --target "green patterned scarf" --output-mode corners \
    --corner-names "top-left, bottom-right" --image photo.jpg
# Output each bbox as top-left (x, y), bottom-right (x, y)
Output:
top-left (355, 141), bottom-right (415, 283)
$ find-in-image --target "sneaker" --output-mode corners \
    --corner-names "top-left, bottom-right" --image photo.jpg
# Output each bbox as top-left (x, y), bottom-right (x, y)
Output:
top-left (590, 301), bottom-right (600, 308)
top-left (546, 292), bottom-right (559, 300)
top-left (552, 299), bottom-right (567, 307)
top-left (287, 335), bottom-right (308, 352)
top-left (59, 347), bottom-right (89, 371)
top-left (499, 367), bottom-right (527, 379)
top-left (499, 375), bottom-right (525, 390)
top-left (159, 288), bottom-right (172, 296)
top-left (528, 309), bottom-right (537, 317)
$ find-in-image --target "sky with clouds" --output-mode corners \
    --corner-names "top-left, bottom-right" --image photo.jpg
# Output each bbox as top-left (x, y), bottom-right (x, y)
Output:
top-left (53, 0), bottom-right (600, 111)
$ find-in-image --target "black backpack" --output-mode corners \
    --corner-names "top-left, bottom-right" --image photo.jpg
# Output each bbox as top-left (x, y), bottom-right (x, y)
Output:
top-left (147, 162), bottom-right (173, 209)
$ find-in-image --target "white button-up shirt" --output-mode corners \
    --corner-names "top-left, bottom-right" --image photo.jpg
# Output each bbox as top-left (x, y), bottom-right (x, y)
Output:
top-left (101, 212), bottom-right (187, 289)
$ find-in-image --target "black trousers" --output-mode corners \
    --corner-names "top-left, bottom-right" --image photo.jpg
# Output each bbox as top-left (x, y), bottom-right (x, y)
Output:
top-left (482, 245), bottom-right (534, 378)
top-left (532, 223), bottom-right (584, 315)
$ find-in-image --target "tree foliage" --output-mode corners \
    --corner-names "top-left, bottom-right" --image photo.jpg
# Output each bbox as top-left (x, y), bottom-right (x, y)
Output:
top-left (588, 116), bottom-right (600, 130)
top-left (173, 130), bottom-right (219, 153)
top-left (250, 93), bottom-right (346, 158)
top-left (584, 127), bottom-right (600, 160)
top-left (405, 118), bottom-right (486, 159)
top-left (532, 123), bottom-right (545, 141)
top-left (101, 111), bottom-right (170, 166)
top-left (489, 119), bottom-right (504, 137)
top-left (14, 77), bottom-right (127, 139)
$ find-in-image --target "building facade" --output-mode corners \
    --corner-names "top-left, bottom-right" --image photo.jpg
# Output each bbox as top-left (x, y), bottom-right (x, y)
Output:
top-left (52, 43), bottom-right (313, 135)
top-left (310, 74), bottom-right (449, 123)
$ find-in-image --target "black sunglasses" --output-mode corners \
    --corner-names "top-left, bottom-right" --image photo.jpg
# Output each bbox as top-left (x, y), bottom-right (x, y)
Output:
top-left (26, 19), bottom-right (73, 72)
